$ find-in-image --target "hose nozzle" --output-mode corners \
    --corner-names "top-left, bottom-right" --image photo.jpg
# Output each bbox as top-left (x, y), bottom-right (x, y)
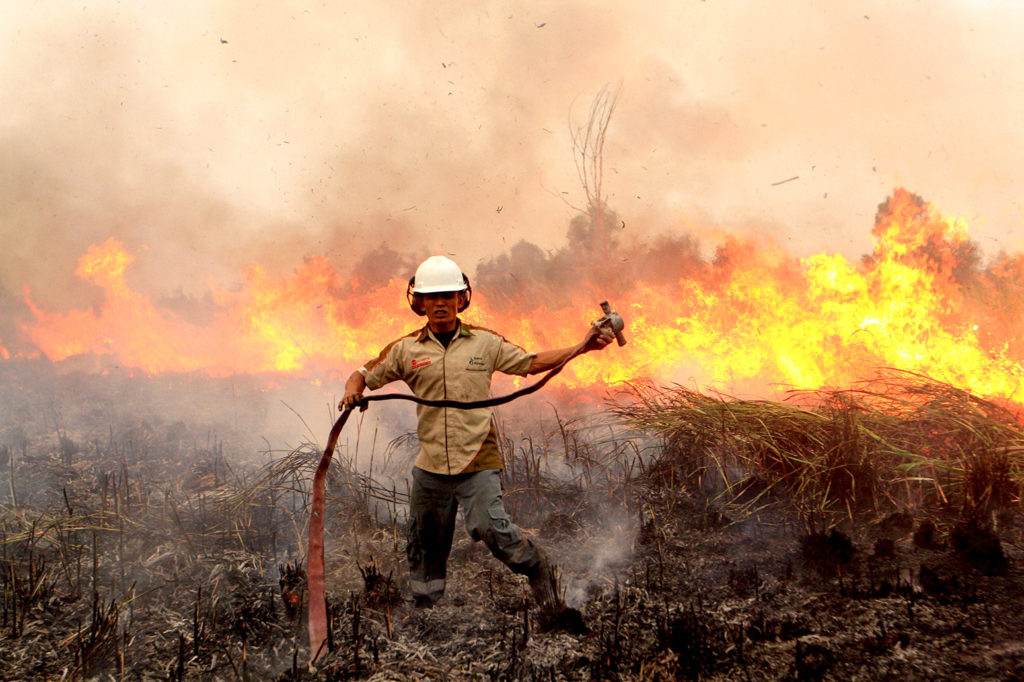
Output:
top-left (594, 301), bottom-right (627, 346)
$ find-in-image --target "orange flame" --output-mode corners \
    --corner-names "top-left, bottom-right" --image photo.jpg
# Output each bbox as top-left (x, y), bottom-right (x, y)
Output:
top-left (15, 189), bottom-right (1024, 402)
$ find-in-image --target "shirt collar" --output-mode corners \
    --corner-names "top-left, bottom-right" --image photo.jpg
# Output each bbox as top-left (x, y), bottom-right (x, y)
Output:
top-left (416, 320), bottom-right (473, 343)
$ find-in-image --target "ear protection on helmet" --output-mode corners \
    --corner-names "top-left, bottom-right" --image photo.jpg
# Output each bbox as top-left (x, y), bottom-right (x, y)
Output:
top-left (406, 275), bottom-right (472, 316)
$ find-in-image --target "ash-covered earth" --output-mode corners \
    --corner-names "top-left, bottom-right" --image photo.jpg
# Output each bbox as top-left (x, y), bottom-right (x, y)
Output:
top-left (1, 364), bottom-right (1022, 681)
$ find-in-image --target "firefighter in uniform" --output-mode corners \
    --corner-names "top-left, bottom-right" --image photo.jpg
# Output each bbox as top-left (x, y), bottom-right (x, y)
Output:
top-left (341, 255), bottom-right (613, 608)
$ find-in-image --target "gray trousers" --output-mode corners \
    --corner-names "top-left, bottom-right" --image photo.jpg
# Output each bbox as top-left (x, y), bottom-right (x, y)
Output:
top-left (407, 467), bottom-right (543, 604)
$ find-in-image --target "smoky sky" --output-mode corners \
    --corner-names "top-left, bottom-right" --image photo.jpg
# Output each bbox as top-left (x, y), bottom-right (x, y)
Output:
top-left (3, 0), bottom-right (1024, 312)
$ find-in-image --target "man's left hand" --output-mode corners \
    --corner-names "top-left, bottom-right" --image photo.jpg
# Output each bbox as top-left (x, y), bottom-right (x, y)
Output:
top-left (584, 326), bottom-right (615, 353)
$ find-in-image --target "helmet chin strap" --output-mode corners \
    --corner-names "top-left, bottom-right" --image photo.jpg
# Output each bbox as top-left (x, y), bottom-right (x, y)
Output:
top-left (406, 276), bottom-right (472, 315)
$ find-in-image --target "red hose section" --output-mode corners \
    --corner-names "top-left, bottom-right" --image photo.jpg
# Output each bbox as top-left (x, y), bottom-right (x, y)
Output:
top-left (307, 408), bottom-right (352, 664)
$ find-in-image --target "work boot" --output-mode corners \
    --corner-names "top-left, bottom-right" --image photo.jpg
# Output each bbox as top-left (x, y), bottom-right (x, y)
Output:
top-left (528, 553), bottom-right (563, 612)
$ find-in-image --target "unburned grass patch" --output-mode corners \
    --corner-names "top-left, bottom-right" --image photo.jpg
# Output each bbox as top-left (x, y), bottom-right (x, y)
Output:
top-left (614, 369), bottom-right (1024, 528)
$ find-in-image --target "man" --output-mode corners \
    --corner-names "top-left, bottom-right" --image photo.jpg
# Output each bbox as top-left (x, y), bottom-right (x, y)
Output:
top-left (341, 255), bottom-right (613, 609)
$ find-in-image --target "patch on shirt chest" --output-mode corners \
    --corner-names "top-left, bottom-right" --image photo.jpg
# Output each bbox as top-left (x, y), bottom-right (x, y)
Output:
top-left (411, 357), bottom-right (432, 370)
top-left (466, 355), bottom-right (487, 371)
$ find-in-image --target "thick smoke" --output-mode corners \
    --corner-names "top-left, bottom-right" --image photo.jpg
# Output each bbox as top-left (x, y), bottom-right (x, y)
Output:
top-left (3, 1), bottom-right (1024, 317)
top-left (0, 284), bottom-right (27, 357)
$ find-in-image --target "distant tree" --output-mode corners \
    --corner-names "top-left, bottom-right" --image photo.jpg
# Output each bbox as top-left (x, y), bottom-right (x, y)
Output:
top-left (568, 84), bottom-right (620, 257)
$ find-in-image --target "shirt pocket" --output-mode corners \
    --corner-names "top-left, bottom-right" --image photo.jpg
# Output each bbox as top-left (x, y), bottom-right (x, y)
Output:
top-left (455, 364), bottom-right (492, 401)
top-left (463, 353), bottom-right (489, 372)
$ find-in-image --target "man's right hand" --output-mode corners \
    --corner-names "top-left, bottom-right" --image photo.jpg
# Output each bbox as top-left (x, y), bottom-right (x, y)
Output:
top-left (341, 371), bottom-right (368, 411)
top-left (340, 391), bottom-right (367, 411)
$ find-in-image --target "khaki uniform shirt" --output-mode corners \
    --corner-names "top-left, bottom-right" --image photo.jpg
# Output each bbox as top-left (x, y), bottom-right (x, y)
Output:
top-left (359, 322), bottom-right (535, 475)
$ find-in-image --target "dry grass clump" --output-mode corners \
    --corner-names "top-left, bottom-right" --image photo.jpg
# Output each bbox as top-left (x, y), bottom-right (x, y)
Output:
top-left (496, 407), bottom-right (644, 530)
top-left (0, 412), bottom-right (388, 680)
top-left (614, 369), bottom-right (1024, 526)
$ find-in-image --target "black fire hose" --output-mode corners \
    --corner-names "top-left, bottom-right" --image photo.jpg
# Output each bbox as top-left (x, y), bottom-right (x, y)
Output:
top-left (308, 305), bottom-right (625, 663)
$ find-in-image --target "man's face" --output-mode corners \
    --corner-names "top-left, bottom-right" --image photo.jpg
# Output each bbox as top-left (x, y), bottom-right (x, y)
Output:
top-left (422, 291), bottom-right (460, 332)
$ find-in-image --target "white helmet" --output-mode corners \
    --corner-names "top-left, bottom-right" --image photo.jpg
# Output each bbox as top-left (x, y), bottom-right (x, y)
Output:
top-left (407, 256), bottom-right (472, 315)
top-left (411, 256), bottom-right (468, 294)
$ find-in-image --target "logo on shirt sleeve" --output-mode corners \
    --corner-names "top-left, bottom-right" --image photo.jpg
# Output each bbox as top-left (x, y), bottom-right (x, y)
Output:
top-left (411, 357), bottom-right (432, 369)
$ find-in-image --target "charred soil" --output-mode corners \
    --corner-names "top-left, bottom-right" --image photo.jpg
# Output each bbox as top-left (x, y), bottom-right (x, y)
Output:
top-left (2, 368), bottom-right (1023, 680)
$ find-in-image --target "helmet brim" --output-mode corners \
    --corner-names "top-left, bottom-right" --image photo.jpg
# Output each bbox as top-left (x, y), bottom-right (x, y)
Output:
top-left (412, 284), bottom-right (468, 294)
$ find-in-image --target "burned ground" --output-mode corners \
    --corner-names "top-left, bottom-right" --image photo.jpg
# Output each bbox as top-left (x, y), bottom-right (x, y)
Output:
top-left (2, 364), bottom-right (1023, 680)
